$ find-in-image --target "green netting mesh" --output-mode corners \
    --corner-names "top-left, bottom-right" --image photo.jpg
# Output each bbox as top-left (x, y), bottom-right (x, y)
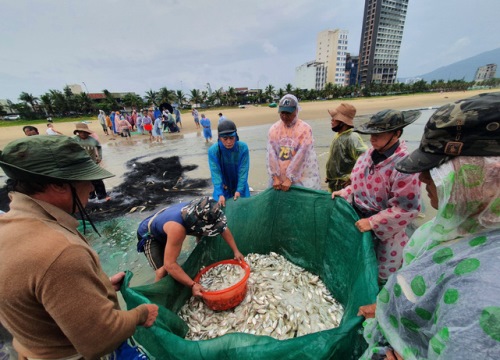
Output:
top-left (121, 187), bottom-right (379, 359)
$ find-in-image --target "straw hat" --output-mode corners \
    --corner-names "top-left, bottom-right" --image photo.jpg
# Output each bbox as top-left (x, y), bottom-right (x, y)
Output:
top-left (73, 123), bottom-right (94, 135)
top-left (328, 103), bottom-right (356, 126)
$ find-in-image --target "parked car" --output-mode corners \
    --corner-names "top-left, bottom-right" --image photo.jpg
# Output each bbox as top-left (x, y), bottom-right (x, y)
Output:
top-left (3, 115), bottom-right (20, 120)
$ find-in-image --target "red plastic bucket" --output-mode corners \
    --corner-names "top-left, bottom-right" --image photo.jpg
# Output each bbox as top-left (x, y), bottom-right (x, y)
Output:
top-left (194, 259), bottom-right (251, 311)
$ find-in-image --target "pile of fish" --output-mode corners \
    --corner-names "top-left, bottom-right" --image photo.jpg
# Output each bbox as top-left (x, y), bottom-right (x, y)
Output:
top-left (178, 252), bottom-right (344, 340)
top-left (198, 263), bottom-right (245, 291)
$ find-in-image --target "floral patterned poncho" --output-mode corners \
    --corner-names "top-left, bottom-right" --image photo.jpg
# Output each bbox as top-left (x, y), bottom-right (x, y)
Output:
top-left (361, 156), bottom-right (500, 359)
top-left (337, 141), bottom-right (421, 279)
top-left (266, 118), bottom-right (321, 190)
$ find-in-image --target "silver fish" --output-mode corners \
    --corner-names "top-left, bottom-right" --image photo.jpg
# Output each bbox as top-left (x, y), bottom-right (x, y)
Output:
top-left (178, 253), bottom-right (344, 341)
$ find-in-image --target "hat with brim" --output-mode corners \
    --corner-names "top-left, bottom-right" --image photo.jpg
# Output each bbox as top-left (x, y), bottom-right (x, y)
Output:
top-left (396, 92), bottom-right (500, 174)
top-left (328, 103), bottom-right (356, 126)
top-left (0, 136), bottom-right (114, 182)
top-left (355, 109), bottom-right (421, 134)
top-left (181, 197), bottom-right (227, 237)
top-left (396, 149), bottom-right (452, 174)
top-left (218, 120), bottom-right (237, 136)
top-left (278, 94), bottom-right (298, 113)
top-left (73, 123), bottom-right (94, 135)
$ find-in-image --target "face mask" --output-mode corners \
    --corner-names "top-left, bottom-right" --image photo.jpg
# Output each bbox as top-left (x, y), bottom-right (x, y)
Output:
top-left (331, 124), bottom-right (343, 133)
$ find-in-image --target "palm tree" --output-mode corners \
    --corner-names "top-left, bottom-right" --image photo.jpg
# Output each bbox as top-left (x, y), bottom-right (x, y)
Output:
top-left (189, 89), bottom-right (202, 105)
top-left (158, 87), bottom-right (175, 104)
top-left (76, 93), bottom-right (94, 114)
top-left (226, 87), bottom-right (237, 106)
top-left (122, 93), bottom-right (144, 109)
top-left (284, 83), bottom-right (294, 94)
top-left (323, 82), bottom-right (335, 99)
top-left (255, 89), bottom-right (264, 104)
top-left (277, 88), bottom-right (285, 99)
top-left (40, 94), bottom-right (54, 116)
top-left (103, 89), bottom-right (119, 110)
top-left (212, 89), bottom-right (223, 106)
top-left (144, 89), bottom-right (159, 107)
top-left (18, 92), bottom-right (39, 113)
top-left (264, 84), bottom-right (275, 102)
top-left (49, 89), bottom-right (68, 115)
top-left (175, 90), bottom-right (187, 107)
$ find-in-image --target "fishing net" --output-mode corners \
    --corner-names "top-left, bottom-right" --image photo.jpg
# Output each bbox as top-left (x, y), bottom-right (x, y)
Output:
top-left (121, 186), bottom-right (379, 359)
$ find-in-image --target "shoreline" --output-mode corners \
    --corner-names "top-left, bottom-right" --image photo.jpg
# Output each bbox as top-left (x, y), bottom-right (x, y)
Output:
top-left (0, 90), bottom-right (490, 149)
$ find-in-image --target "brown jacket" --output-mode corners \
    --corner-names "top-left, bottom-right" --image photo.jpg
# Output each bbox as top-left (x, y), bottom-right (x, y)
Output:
top-left (0, 193), bottom-right (149, 359)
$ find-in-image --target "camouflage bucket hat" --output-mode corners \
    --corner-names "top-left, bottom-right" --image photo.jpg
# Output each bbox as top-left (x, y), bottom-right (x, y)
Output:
top-left (0, 135), bottom-right (114, 182)
top-left (181, 197), bottom-right (227, 237)
top-left (396, 92), bottom-right (500, 174)
top-left (354, 109), bottom-right (421, 134)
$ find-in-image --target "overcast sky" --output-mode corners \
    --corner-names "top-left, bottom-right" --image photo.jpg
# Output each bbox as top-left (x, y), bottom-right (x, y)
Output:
top-left (1, 0), bottom-right (499, 100)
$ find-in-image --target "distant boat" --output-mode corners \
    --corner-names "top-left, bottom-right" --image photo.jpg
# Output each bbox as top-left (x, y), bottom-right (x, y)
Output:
top-left (268, 102), bottom-right (277, 108)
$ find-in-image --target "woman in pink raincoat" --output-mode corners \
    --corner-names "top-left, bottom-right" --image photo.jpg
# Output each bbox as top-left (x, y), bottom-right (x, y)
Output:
top-left (332, 109), bottom-right (422, 283)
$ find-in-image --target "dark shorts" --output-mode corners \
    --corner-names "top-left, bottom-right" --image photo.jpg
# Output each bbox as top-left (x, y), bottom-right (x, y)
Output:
top-left (142, 238), bottom-right (165, 270)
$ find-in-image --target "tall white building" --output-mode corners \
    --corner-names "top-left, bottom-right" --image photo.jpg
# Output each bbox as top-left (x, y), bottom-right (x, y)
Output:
top-left (316, 29), bottom-right (349, 86)
top-left (295, 61), bottom-right (326, 90)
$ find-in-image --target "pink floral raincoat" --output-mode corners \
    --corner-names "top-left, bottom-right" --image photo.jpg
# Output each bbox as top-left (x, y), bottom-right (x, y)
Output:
top-left (337, 141), bottom-right (421, 279)
top-left (266, 118), bottom-right (321, 190)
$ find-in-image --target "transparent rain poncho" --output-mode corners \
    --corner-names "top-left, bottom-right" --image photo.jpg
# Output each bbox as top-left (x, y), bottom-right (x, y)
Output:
top-left (266, 96), bottom-right (321, 190)
top-left (325, 129), bottom-right (367, 187)
top-left (361, 156), bottom-right (500, 359)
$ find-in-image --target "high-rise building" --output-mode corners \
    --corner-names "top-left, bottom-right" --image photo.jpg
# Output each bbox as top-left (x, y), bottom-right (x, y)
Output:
top-left (345, 54), bottom-right (359, 86)
top-left (358, 0), bottom-right (409, 86)
top-left (475, 64), bottom-right (497, 82)
top-left (295, 61), bottom-right (326, 90)
top-left (316, 29), bottom-right (349, 86)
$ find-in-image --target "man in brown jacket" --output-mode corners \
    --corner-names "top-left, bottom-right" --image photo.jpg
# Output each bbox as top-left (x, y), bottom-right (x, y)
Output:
top-left (0, 136), bottom-right (158, 359)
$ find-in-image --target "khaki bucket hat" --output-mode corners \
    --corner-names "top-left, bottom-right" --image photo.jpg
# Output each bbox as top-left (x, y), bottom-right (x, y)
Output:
top-left (328, 103), bottom-right (356, 126)
top-left (0, 136), bottom-right (114, 182)
top-left (73, 123), bottom-right (94, 135)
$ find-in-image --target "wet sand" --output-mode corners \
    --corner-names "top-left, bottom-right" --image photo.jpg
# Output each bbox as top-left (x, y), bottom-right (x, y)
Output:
top-left (0, 90), bottom-right (486, 149)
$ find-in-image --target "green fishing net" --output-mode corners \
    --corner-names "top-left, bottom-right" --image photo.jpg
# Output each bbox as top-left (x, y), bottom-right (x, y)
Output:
top-left (122, 187), bottom-right (378, 359)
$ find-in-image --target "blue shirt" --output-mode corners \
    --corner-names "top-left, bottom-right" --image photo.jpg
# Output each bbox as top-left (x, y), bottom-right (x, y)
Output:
top-left (136, 202), bottom-right (187, 252)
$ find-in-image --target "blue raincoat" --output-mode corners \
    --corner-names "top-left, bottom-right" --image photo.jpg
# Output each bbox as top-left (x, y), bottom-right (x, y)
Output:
top-left (208, 136), bottom-right (250, 200)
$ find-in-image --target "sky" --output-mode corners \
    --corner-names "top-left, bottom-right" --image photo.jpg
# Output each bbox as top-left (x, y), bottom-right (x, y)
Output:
top-left (1, 0), bottom-right (499, 101)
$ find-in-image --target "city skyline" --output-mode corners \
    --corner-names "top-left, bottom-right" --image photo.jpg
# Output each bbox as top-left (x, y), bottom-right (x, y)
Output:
top-left (1, 0), bottom-right (499, 100)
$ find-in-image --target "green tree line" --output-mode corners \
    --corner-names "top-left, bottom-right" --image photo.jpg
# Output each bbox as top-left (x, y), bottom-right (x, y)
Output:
top-left (2, 78), bottom-right (499, 120)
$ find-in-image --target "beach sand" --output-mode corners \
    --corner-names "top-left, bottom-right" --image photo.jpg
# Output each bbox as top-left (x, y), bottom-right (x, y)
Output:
top-left (0, 90), bottom-right (488, 149)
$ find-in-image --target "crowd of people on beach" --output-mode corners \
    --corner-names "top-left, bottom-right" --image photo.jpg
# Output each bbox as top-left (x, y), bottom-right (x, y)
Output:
top-left (0, 91), bottom-right (499, 359)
